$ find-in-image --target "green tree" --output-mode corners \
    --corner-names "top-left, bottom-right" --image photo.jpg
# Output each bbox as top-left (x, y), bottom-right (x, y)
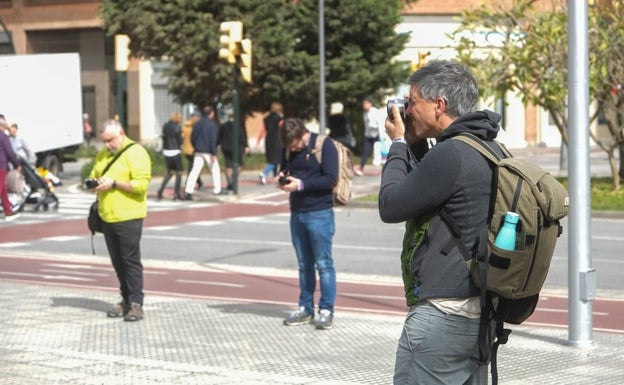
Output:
top-left (590, 1), bottom-right (624, 183)
top-left (450, 0), bottom-right (624, 189)
top-left (99, 0), bottom-right (410, 123)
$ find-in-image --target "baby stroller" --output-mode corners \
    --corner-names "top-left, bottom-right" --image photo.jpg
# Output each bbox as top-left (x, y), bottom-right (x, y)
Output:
top-left (8, 157), bottom-right (60, 212)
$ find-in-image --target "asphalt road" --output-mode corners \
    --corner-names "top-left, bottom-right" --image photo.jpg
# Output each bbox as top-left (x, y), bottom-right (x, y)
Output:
top-left (1, 152), bottom-right (623, 334)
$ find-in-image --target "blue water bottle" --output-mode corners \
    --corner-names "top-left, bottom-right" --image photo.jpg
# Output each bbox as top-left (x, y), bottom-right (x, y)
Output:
top-left (494, 212), bottom-right (519, 251)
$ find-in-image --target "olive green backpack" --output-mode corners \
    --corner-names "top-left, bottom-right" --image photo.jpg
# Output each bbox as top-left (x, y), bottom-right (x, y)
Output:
top-left (442, 133), bottom-right (569, 384)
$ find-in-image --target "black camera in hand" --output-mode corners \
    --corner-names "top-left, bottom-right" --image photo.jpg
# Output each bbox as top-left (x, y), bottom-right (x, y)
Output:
top-left (84, 178), bottom-right (100, 189)
top-left (278, 176), bottom-right (290, 186)
top-left (387, 98), bottom-right (408, 124)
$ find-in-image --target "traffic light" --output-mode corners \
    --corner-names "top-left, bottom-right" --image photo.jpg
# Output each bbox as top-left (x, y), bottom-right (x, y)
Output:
top-left (218, 21), bottom-right (242, 64)
top-left (410, 50), bottom-right (431, 72)
top-left (239, 39), bottom-right (252, 83)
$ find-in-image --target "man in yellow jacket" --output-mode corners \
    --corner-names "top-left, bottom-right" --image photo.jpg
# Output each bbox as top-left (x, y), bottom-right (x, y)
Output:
top-left (88, 119), bottom-right (151, 322)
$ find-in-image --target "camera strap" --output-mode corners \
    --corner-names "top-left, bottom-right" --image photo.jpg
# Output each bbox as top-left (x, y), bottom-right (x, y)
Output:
top-left (89, 142), bottom-right (136, 255)
top-left (100, 143), bottom-right (135, 177)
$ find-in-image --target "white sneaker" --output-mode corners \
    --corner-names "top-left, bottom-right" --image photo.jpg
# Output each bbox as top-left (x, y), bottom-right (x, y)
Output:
top-left (258, 172), bottom-right (267, 185)
top-left (283, 306), bottom-right (314, 326)
top-left (5, 212), bottom-right (21, 222)
top-left (315, 309), bottom-right (333, 330)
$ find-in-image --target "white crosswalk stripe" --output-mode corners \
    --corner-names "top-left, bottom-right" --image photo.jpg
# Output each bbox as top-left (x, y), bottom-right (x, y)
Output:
top-left (4, 192), bottom-right (213, 225)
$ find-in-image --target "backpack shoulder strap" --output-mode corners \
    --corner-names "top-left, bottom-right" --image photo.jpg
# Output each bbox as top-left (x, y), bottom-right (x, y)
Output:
top-left (309, 132), bottom-right (325, 164)
top-left (452, 132), bottom-right (509, 163)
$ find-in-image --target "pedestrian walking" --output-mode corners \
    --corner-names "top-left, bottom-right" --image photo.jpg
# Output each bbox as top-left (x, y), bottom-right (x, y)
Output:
top-left (356, 97), bottom-right (383, 175)
top-left (8, 122), bottom-right (37, 166)
top-left (181, 111), bottom-right (203, 191)
top-left (256, 102), bottom-right (283, 184)
top-left (0, 117), bottom-right (21, 222)
top-left (157, 112), bottom-right (183, 200)
top-left (83, 113), bottom-right (94, 146)
top-left (218, 108), bottom-right (249, 192)
top-left (327, 102), bottom-right (356, 150)
top-left (184, 106), bottom-right (222, 199)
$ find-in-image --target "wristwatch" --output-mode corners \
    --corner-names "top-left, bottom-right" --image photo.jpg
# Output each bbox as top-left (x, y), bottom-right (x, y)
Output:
top-left (112, 180), bottom-right (117, 189)
top-left (392, 137), bottom-right (407, 144)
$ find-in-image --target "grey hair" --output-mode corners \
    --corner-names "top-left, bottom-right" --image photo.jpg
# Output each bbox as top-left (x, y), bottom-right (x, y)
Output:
top-left (407, 60), bottom-right (479, 118)
top-left (99, 119), bottom-right (124, 135)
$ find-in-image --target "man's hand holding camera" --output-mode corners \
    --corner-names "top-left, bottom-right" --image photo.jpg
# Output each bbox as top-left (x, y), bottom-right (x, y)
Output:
top-left (385, 99), bottom-right (407, 141)
top-left (276, 172), bottom-right (300, 192)
top-left (85, 177), bottom-right (118, 192)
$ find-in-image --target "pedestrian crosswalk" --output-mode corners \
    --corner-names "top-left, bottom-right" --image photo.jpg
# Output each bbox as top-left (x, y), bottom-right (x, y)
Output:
top-left (2, 191), bottom-right (213, 225)
top-left (2, 175), bottom-right (381, 226)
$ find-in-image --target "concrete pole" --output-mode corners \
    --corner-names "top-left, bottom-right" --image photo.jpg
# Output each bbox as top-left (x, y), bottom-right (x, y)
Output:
top-left (567, 0), bottom-right (594, 346)
top-left (318, 0), bottom-right (326, 133)
top-left (232, 65), bottom-right (240, 195)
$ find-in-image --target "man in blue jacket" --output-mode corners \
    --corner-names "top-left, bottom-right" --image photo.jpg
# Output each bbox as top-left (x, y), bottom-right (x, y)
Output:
top-left (183, 106), bottom-right (222, 199)
top-left (278, 118), bottom-right (339, 330)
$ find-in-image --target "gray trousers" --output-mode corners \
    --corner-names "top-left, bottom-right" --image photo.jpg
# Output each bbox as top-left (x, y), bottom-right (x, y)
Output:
top-left (393, 301), bottom-right (487, 385)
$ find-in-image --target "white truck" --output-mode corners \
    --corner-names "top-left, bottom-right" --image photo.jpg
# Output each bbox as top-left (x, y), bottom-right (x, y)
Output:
top-left (0, 52), bottom-right (84, 175)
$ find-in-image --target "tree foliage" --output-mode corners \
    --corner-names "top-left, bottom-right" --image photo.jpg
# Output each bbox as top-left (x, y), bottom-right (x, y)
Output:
top-left (450, 0), bottom-right (624, 189)
top-left (98, 0), bottom-right (410, 121)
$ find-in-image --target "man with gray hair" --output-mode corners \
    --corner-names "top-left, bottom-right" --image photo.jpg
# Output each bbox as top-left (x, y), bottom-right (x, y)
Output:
top-left (379, 60), bottom-right (502, 384)
top-left (87, 119), bottom-right (151, 321)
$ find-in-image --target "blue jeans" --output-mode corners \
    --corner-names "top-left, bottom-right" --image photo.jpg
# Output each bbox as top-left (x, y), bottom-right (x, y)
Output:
top-left (262, 163), bottom-right (277, 177)
top-left (360, 136), bottom-right (379, 169)
top-left (290, 208), bottom-right (336, 315)
top-left (393, 302), bottom-right (486, 385)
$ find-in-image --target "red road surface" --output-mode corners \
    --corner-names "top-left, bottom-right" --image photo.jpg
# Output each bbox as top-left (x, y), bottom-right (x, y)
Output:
top-left (0, 202), bottom-right (290, 243)
top-left (0, 253), bottom-right (622, 333)
top-left (1, 201), bottom-right (622, 333)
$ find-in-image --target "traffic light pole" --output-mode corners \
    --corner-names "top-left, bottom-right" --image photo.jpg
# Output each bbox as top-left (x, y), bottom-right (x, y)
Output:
top-left (232, 65), bottom-right (240, 195)
top-left (218, 20), bottom-right (250, 195)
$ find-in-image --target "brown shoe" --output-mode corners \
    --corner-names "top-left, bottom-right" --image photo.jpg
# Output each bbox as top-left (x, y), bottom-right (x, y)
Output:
top-left (106, 301), bottom-right (129, 318)
top-left (123, 303), bottom-right (144, 322)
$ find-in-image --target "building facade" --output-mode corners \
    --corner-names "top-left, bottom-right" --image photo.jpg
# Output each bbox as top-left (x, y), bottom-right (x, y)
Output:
top-left (0, 0), bottom-right (180, 144)
top-left (1, 0), bottom-right (582, 149)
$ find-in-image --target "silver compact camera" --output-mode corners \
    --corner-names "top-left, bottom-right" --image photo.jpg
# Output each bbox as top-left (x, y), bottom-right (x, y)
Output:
top-left (386, 98), bottom-right (408, 123)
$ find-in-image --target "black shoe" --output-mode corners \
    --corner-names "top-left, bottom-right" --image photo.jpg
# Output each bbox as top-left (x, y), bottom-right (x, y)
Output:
top-left (106, 301), bottom-right (129, 318)
top-left (183, 193), bottom-right (193, 201)
top-left (156, 191), bottom-right (163, 201)
top-left (123, 303), bottom-right (143, 322)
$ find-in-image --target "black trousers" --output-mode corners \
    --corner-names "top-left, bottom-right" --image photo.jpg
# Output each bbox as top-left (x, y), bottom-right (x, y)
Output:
top-left (103, 218), bottom-right (144, 305)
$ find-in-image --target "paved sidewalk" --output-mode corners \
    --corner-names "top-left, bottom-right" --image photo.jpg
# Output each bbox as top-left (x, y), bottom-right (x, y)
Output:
top-left (1, 280), bottom-right (623, 385)
top-left (2, 150), bottom-right (623, 384)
